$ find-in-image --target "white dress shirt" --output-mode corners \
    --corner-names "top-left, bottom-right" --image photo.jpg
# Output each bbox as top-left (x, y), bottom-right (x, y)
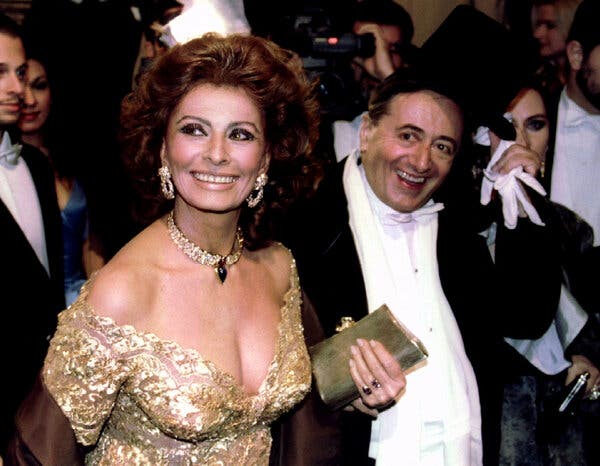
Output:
top-left (0, 132), bottom-right (49, 274)
top-left (551, 89), bottom-right (600, 245)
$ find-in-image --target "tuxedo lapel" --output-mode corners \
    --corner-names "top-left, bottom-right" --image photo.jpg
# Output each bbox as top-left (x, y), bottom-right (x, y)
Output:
top-left (0, 181), bottom-right (52, 282)
top-left (19, 144), bottom-right (64, 285)
top-left (288, 161), bottom-right (368, 337)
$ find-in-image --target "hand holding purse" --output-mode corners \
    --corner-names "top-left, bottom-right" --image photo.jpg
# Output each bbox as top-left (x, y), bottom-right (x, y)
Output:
top-left (309, 304), bottom-right (428, 410)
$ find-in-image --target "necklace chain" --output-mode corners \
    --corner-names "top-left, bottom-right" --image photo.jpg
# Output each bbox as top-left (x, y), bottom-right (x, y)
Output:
top-left (167, 212), bottom-right (244, 281)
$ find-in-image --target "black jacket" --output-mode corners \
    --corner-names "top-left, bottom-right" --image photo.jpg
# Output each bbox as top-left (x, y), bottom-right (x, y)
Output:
top-left (1, 143), bottom-right (65, 454)
top-left (279, 158), bottom-right (562, 465)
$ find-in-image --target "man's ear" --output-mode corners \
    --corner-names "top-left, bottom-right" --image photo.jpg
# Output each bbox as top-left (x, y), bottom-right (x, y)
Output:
top-left (566, 40), bottom-right (584, 71)
top-left (359, 113), bottom-right (373, 152)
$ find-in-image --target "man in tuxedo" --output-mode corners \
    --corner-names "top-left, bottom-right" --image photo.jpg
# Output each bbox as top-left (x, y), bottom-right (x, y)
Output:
top-left (280, 8), bottom-right (562, 465)
top-left (542, 2), bottom-right (600, 462)
top-left (0, 12), bottom-right (64, 456)
top-left (545, 0), bottom-right (600, 317)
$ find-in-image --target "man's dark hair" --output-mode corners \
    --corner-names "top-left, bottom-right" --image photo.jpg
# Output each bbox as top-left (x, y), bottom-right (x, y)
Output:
top-left (567, 0), bottom-right (600, 55)
top-left (367, 66), bottom-right (464, 126)
top-left (352, 0), bottom-right (414, 44)
top-left (0, 11), bottom-right (23, 39)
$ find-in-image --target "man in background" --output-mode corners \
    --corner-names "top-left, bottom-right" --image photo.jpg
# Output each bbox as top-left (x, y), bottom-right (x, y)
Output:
top-left (332, 0), bottom-right (416, 162)
top-left (545, 5), bottom-right (600, 460)
top-left (0, 12), bottom-right (64, 457)
top-left (547, 0), bottom-right (600, 317)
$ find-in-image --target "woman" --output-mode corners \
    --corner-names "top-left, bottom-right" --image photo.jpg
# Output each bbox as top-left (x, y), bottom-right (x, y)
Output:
top-left (18, 52), bottom-right (105, 305)
top-left (8, 33), bottom-right (332, 464)
top-left (474, 83), bottom-right (600, 465)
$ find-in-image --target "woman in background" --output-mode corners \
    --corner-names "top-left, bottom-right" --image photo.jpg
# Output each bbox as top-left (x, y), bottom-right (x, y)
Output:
top-left (19, 49), bottom-right (105, 305)
top-left (472, 80), bottom-right (600, 465)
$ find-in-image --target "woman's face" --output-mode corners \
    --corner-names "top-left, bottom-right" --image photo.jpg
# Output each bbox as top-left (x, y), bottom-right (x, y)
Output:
top-left (18, 58), bottom-right (51, 134)
top-left (162, 84), bottom-right (268, 213)
top-left (490, 88), bottom-right (549, 158)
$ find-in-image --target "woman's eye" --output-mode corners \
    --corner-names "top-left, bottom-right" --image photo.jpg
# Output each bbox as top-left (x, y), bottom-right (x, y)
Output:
top-left (527, 119), bottom-right (547, 132)
top-left (180, 123), bottom-right (206, 136)
top-left (230, 128), bottom-right (255, 141)
top-left (32, 80), bottom-right (49, 91)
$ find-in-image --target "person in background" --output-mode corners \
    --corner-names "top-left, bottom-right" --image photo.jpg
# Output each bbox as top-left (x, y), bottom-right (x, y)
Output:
top-left (18, 44), bottom-right (105, 306)
top-left (546, 0), bottom-right (600, 319)
top-left (23, 0), bottom-right (144, 259)
top-left (331, 0), bottom-right (417, 162)
top-left (132, 0), bottom-right (183, 88)
top-left (543, 3), bottom-right (600, 460)
top-left (6, 32), bottom-right (339, 465)
top-left (467, 77), bottom-right (600, 465)
top-left (0, 12), bottom-right (64, 459)
top-left (531, 0), bottom-right (582, 102)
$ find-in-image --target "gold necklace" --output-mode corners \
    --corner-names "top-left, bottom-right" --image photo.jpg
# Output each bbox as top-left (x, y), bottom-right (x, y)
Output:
top-left (167, 211), bottom-right (244, 283)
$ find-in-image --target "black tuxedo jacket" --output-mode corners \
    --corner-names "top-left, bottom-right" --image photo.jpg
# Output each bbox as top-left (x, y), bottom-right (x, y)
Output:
top-left (540, 94), bottom-right (600, 318)
top-left (0, 143), bottom-right (65, 454)
top-left (280, 159), bottom-right (561, 465)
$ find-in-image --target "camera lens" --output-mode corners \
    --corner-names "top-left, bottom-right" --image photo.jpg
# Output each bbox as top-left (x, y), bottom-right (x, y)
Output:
top-left (310, 32), bottom-right (375, 57)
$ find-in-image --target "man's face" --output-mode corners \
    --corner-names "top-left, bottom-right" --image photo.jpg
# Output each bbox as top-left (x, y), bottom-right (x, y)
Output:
top-left (359, 90), bottom-right (463, 213)
top-left (353, 21), bottom-right (403, 74)
top-left (576, 44), bottom-right (600, 112)
top-left (532, 4), bottom-right (566, 59)
top-left (0, 33), bottom-right (26, 126)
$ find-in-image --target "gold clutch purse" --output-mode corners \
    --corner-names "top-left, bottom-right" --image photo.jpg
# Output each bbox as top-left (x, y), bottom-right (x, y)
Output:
top-left (308, 304), bottom-right (428, 410)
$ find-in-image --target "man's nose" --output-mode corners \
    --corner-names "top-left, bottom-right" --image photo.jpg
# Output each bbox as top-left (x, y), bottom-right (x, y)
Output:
top-left (411, 144), bottom-right (432, 172)
top-left (533, 25), bottom-right (546, 40)
top-left (7, 71), bottom-right (25, 97)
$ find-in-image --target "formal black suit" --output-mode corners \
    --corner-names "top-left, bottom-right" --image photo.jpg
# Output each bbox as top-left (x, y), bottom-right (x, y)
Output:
top-left (540, 93), bottom-right (600, 318)
top-left (0, 142), bottom-right (65, 454)
top-left (279, 159), bottom-right (562, 465)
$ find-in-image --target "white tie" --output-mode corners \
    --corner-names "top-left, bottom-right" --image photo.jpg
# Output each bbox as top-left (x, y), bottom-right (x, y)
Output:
top-left (381, 202), bottom-right (445, 225)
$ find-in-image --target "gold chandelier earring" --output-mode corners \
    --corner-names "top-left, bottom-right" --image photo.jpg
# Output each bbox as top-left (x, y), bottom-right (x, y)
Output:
top-left (246, 173), bottom-right (268, 208)
top-left (159, 165), bottom-right (175, 200)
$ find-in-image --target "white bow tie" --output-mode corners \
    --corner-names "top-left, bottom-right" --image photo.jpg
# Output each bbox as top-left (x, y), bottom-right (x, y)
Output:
top-left (0, 142), bottom-right (22, 165)
top-left (380, 202), bottom-right (444, 225)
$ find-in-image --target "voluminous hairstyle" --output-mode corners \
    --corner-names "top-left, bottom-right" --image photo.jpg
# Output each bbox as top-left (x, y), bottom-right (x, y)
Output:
top-left (120, 33), bottom-right (322, 249)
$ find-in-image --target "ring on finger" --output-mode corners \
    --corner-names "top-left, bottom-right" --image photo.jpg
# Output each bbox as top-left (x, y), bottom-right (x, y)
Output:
top-left (362, 385), bottom-right (372, 395)
top-left (589, 385), bottom-right (600, 401)
top-left (371, 379), bottom-right (381, 389)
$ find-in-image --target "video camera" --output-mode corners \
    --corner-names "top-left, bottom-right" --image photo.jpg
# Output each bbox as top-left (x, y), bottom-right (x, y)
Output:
top-left (269, 5), bottom-right (376, 121)
top-left (273, 7), bottom-right (375, 70)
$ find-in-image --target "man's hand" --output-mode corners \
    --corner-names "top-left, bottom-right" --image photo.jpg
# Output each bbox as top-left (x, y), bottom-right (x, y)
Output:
top-left (348, 338), bottom-right (406, 412)
top-left (353, 23), bottom-right (395, 81)
top-left (567, 354), bottom-right (600, 395)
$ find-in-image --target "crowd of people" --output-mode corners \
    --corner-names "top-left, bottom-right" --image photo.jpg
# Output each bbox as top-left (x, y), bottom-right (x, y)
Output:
top-left (1, 0), bottom-right (599, 465)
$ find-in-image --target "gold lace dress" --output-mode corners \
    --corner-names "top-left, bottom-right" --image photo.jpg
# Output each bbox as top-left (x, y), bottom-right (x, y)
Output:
top-left (42, 259), bottom-right (311, 465)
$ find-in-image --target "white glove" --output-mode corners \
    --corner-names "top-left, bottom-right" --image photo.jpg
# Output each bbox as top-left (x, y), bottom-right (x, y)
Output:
top-left (479, 134), bottom-right (547, 229)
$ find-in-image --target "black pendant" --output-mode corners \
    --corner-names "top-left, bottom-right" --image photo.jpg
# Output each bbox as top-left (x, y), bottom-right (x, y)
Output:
top-left (216, 260), bottom-right (227, 283)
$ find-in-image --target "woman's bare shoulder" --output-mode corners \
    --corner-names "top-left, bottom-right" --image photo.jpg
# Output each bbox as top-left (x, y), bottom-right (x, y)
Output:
top-left (86, 224), bottom-right (163, 326)
top-left (249, 242), bottom-right (296, 292)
